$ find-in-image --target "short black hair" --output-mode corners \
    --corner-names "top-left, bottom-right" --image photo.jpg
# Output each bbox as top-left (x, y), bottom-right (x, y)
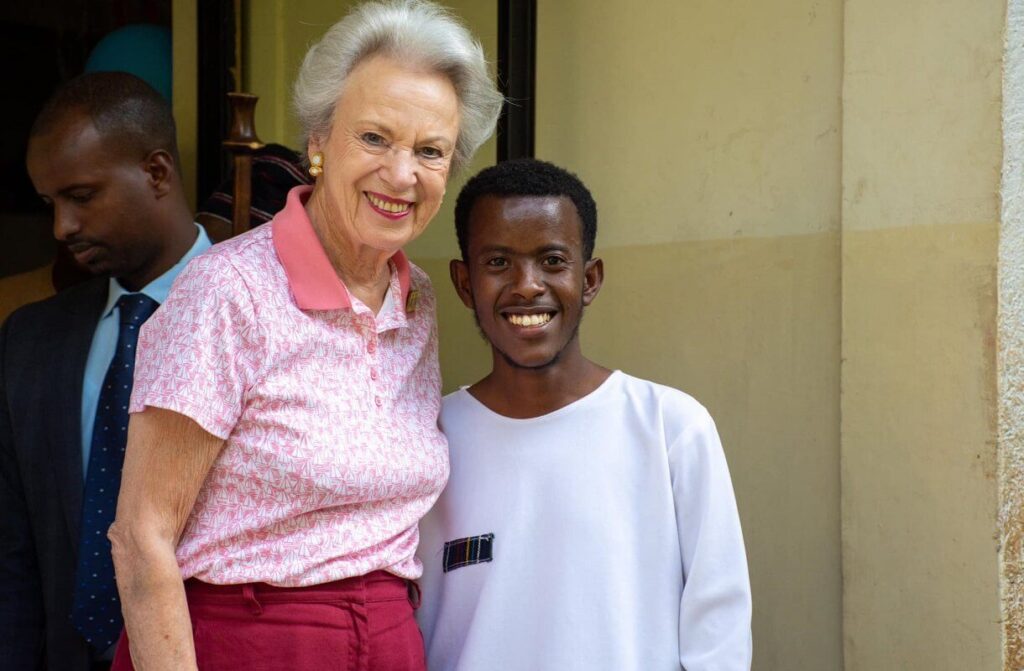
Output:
top-left (455, 158), bottom-right (598, 260)
top-left (30, 71), bottom-right (180, 164)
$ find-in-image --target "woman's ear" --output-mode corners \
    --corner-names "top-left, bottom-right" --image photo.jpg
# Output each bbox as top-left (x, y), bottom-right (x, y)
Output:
top-left (307, 135), bottom-right (323, 162)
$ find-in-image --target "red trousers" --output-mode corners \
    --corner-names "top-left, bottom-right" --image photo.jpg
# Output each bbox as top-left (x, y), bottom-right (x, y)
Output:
top-left (111, 571), bottom-right (425, 670)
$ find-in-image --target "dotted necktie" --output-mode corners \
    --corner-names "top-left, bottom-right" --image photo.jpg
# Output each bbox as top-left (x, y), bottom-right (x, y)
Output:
top-left (71, 293), bottom-right (159, 650)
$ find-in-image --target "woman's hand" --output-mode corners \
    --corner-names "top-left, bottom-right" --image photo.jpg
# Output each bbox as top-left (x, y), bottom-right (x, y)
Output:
top-left (109, 407), bottom-right (225, 670)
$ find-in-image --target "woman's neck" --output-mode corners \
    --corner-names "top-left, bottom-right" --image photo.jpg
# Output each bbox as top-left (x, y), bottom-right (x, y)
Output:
top-left (307, 192), bottom-right (393, 313)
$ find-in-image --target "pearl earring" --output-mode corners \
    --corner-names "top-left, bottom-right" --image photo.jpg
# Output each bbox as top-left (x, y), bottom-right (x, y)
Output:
top-left (309, 152), bottom-right (324, 178)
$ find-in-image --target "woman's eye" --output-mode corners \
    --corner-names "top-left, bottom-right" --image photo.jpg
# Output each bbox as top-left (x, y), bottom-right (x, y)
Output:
top-left (361, 132), bottom-right (386, 146)
top-left (419, 146), bottom-right (443, 160)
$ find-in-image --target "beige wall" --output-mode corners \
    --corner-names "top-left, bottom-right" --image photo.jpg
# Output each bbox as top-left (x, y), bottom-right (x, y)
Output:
top-left (841, 0), bottom-right (1003, 668)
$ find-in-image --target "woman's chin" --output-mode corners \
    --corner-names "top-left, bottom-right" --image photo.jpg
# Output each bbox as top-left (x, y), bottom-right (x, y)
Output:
top-left (358, 220), bottom-right (428, 253)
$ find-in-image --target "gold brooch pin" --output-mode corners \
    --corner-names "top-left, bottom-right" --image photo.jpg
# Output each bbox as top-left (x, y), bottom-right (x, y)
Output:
top-left (405, 289), bottom-right (420, 313)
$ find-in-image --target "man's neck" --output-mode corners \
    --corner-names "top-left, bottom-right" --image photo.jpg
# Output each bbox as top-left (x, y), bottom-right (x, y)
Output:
top-left (468, 347), bottom-right (612, 419)
top-left (119, 213), bottom-right (197, 292)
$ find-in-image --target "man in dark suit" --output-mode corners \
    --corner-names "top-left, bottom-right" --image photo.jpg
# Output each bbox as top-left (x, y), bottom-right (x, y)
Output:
top-left (0, 72), bottom-right (210, 670)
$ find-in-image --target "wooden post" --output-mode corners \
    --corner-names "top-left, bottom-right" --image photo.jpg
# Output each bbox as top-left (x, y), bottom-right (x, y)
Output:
top-left (222, 92), bottom-right (264, 237)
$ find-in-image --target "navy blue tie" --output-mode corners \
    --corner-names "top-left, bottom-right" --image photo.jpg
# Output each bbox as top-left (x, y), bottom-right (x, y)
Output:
top-left (71, 293), bottom-right (159, 650)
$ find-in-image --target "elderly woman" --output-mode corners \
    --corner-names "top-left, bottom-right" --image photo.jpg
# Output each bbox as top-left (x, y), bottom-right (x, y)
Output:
top-left (107, 2), bottom-right (502, 669)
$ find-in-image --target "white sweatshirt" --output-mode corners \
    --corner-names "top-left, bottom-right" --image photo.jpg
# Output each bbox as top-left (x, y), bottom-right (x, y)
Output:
top-left (416, 371), bottom-right (752, 671)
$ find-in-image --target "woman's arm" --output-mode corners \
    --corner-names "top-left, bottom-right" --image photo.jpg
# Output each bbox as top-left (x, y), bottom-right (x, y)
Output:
top-left (109, 407), bottom-right (225, 671)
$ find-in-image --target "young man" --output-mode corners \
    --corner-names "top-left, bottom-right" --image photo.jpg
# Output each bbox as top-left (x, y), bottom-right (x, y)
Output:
top-left (0, 72), bottom-right (209, 670)
top-left (416, 159), bottom-right (752, 670)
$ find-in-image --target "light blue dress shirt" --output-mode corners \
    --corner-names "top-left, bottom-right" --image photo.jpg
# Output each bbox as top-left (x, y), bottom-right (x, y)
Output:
top-left (79, 224), bottom-right (213, 477)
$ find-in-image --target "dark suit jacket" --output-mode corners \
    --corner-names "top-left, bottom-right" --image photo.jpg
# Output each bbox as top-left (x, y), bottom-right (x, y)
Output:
top-left (0, 278), bottom-right (107, 671)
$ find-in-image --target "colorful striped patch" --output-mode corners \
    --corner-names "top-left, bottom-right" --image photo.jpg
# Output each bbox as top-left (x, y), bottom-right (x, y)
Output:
top-left (442, 534), bottom-right (495, 573)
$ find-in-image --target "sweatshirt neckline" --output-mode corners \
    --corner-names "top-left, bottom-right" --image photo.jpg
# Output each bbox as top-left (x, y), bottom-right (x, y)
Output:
top-left (457, 370), bottom-right (623, 423)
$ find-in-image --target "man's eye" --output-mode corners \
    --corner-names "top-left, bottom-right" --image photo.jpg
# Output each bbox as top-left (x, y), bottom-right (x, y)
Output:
top-left (542, 256), bottom-right (566, 266)
top-left (486, 257), bottom-right (507, 267)
top-left (361, 132), bottom-right (386, 146)
top-left (69, 191), bottom-right (94, 204)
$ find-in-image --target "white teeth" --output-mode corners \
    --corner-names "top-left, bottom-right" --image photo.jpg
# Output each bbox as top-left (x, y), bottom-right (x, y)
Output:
top-left (367, 193), bottom-right (411, 213)
top-left (506, 313), bottom-right (552, 327)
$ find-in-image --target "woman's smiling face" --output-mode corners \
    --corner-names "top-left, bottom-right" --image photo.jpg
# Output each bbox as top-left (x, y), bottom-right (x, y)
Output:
top-left (308, 54), bottom-right (460, 258)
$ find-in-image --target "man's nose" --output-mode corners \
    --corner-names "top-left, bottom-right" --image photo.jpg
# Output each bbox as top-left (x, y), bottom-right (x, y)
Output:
top-left (512, 263), bottom-right (546, 299)
top-left (52, 205), bottom-right (80, 242)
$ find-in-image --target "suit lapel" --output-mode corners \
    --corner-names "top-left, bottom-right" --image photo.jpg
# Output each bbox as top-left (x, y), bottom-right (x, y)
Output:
top-left (50, 279), bottom-right (107, 543)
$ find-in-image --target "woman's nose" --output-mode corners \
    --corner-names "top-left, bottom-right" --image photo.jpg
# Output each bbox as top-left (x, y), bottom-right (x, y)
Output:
top-left (379, 149), bottom-right (417, 191)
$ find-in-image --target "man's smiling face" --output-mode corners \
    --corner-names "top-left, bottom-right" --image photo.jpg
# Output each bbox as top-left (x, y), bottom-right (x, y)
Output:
top-left (451, 194), bottom-right (602, 370)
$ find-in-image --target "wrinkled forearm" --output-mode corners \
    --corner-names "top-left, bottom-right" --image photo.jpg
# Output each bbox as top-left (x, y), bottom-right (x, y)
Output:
top-left (111, 408), bottom-right (225, 669)
top-left (110, 523), bottom-right (197, 671)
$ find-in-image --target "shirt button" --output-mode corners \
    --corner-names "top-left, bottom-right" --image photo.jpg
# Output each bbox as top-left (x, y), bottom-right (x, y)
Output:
top-left (374, 397), bottom-right (383, 407)
top-left (370, 369), bottom-right (378, 381)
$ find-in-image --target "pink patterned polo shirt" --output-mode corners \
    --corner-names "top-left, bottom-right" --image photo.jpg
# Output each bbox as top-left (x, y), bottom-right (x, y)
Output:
top-left (130, 185), bottom-right (449, 586)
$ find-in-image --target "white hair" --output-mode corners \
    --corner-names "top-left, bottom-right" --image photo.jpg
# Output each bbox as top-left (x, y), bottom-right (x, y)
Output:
top-left (293, 0), bottom-right (503, 173)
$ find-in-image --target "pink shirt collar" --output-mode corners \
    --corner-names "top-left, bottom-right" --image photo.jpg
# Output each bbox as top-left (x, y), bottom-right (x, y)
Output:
top-left (272, 185), bottom-right (412, 310)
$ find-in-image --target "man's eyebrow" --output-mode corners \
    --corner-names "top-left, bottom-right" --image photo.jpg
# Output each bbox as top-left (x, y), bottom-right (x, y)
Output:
top-left (56, 182), bottom-right (98, 195)
top-left (535, 243), bottom-right (572, 254)
top-left (474, 243), bottom-right (573, 255)
top-left (474, 243), bottom-right (515, 255)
